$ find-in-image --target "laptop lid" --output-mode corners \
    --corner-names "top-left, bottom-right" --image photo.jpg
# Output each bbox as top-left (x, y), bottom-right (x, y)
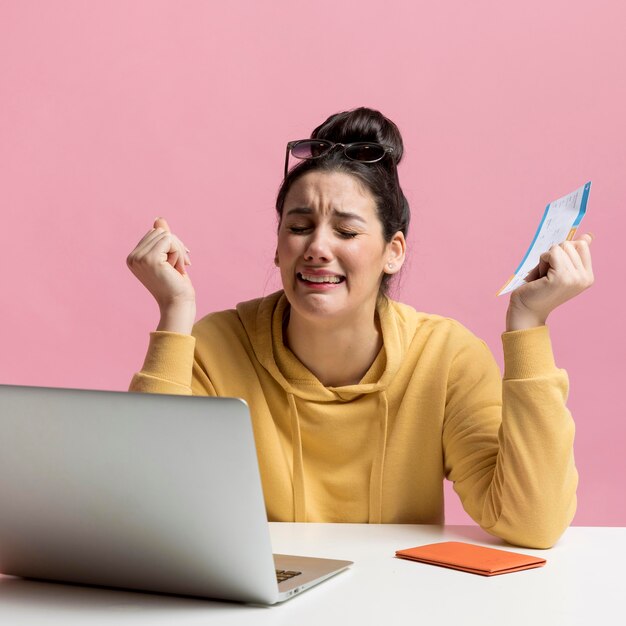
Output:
top-left (0, 384), bottom-right (282, 604)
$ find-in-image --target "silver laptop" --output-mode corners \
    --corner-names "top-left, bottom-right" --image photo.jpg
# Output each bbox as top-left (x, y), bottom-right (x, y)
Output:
top-left (0, 384), bottom-right (352, 604)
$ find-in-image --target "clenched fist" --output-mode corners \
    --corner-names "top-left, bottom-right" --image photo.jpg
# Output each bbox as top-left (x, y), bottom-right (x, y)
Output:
top-left (127, 218), bottom-right (196, 333)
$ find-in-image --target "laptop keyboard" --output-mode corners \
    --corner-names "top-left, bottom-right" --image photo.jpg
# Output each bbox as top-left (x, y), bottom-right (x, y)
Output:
top-left (276, 569), bottom-right (302, 583)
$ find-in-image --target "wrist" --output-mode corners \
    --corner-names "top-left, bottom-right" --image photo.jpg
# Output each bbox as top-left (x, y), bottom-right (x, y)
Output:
top-left (157, 301), bottom-right (196, 334)
top-left (505, 305), bottom-right (547, 332)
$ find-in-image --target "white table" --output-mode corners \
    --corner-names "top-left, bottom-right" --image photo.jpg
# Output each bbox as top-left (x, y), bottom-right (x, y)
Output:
top-left (0, 523), bottom-right (622, 625)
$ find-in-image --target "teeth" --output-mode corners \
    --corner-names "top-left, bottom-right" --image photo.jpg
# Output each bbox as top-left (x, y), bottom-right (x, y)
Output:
top-left (300, 273), bottom-right (342, 284)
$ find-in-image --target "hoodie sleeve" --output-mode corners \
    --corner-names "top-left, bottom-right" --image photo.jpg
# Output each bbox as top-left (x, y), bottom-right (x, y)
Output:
top-left (128, 331), bottom-right (217, 395)
top-left (442, 324), bottom-right (577, 549)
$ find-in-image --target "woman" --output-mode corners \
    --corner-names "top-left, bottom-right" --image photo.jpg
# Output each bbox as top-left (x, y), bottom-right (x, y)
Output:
top-left (127, 107), bottom-right (594, 548)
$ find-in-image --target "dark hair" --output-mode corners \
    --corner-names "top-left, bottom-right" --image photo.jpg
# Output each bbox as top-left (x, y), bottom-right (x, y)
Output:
top-left (276, 107), bottom-right (410, 296)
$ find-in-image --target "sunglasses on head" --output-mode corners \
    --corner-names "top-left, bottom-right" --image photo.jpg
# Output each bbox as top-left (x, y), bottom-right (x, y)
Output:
top-left (284, 139), bottom-right (395, 178)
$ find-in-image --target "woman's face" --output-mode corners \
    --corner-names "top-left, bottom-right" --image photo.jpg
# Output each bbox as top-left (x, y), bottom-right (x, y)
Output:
top-left (276, 170), bottom-right (405, 324)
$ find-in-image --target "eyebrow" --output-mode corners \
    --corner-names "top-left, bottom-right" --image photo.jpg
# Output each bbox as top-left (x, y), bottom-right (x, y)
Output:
top-left (285, 207), bottom-right (367, 224)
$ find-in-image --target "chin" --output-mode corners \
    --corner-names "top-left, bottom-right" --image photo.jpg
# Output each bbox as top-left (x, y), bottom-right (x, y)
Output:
top-left (285, 289), bottom-right (351, 321)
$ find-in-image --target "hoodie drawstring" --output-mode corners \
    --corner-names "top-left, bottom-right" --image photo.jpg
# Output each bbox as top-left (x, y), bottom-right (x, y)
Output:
top-left (288, 389), bottom-right (390, 524)
top-left (368, 391), bottom-right (389, 524)
top-left (288, 393), bottom-right (307, 522)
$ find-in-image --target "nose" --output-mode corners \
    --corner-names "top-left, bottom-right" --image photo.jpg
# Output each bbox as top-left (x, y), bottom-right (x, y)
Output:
top-left (303, 226), bottom-right (334, 263)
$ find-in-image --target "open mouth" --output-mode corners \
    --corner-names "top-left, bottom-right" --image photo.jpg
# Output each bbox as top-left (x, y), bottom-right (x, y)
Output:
top-left (297, 272), bottom-right (346, 285)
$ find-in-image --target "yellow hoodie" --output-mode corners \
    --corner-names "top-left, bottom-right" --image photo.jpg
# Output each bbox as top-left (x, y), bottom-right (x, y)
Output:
top-left (129, 290), bottom-right (577, 548)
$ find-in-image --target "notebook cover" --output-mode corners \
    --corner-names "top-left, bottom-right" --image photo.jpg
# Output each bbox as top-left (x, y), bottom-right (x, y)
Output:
top-left (395, 541), bottom-right (546, 576)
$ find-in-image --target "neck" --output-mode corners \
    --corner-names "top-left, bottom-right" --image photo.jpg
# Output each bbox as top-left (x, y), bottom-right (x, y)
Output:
top-left (284, 303), bottom-right (383, 387)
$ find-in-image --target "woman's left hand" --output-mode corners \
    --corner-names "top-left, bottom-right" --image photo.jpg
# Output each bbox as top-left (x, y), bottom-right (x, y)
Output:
top-left (506, 233), bottom-right (595, 331)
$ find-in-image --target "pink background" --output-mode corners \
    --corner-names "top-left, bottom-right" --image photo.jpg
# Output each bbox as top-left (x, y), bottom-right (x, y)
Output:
top-left (1, 1), bottom-right (624, 526)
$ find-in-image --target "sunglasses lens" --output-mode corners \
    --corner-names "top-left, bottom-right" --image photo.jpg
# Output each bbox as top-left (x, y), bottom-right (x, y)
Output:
top-left (291, 140), bottom-right (331, 159)
top-left (345, 143), bottom-right (386, 162)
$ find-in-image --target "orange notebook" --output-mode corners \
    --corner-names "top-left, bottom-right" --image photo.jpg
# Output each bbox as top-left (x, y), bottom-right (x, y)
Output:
top-left (395, 541), bottom-right (546, 576)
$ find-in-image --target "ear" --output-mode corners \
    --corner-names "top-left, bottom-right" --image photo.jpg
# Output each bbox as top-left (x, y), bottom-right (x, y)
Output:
top-left (383, 232), bottom-right (406, 274)
top-left (274, 250), bottom-right (280, 266)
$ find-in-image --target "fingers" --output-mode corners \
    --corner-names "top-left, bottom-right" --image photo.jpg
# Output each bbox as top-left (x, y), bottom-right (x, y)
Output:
top-left (154, 216), bottom-right (171, 232)
top-left (163, 234), bottom-right (189, 275)
top-left (539, 234), bottom-right (588, 274)
top-left (524, 244), bottom-right (573, 285)
top-left (571, 232), bottom-right (594, 275)
top-left (530, 232), bottom-right (594, 290)
top-left (131, 230), bottom-right (168, 262)
top-left (152, 218), bottom-right (191, 265)
top-left (170, 232), bottom-right (191, 272)
top-left (131, 225), bottom-right (167, 252)
top-left (560, 241), bottom-right (585, 272)
top-left (557, 233), bottom-right (594, 280)
top-left (167, 245), bottom-right (188, 275)
top-left (537, 253), bottom-right (551, 278)
top-left (128, 220), bottom-right (192, 276)
top-left (536, 244), bottom-right (569, 278)
top-left (523, 230), bottom-right (591, 283)
top-left (524, 263), bottom-right (541, 282)
top-left (148, 218), bottom-right (191, 274)
top-left (127, 230), bottom-right (168, 269)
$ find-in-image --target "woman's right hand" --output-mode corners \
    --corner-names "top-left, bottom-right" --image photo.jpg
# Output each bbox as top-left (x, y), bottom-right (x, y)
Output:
top-left (126, 218), bottom-right (196, 333)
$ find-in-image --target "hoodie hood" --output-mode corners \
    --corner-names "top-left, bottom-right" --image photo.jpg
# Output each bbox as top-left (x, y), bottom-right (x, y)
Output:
top-left (236, 290), bottom-right (413, 400)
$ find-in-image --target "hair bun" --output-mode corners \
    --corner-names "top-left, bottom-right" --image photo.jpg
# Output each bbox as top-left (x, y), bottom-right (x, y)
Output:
top-left (311, 107), bottom-right (404, 164)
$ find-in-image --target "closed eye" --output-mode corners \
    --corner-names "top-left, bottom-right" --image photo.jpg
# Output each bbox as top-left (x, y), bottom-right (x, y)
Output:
top-left (287, 226), bottom-right (359, 238)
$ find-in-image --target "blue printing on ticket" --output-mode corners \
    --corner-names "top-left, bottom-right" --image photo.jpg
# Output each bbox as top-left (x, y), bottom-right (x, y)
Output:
top-left (512, 181), bottom-right (591, 275)
top-left (512, 205), bottom-right (550, 274)
top-left (572, 181), bottom-right (591, 227)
